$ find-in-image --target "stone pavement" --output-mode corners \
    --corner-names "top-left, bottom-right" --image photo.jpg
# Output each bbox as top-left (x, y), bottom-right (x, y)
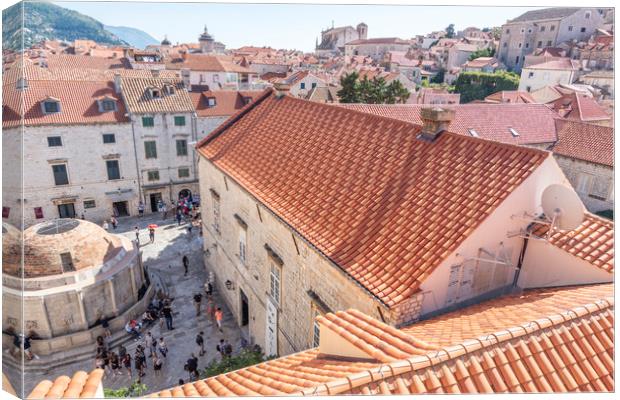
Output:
top-left (17, 213), bottom-right (243, 396)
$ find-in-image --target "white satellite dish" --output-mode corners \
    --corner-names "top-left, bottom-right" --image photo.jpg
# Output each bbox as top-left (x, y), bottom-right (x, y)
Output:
top-left (541, 184), bottom-right (584, 231)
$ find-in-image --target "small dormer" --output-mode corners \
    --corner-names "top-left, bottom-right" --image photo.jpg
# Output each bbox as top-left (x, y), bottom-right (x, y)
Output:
top-left (147, 86), bottom-right (161, 99)
top-left (97, 95), bottom-right (118, 113)
top-left (163, 83), bottom-right (175, 95)
top-left (41, 96), bottom-right (61, 114)
top-left (206, 96), bottom-right (217, 107)
top-left (242, 96), bottom-right (253, 105)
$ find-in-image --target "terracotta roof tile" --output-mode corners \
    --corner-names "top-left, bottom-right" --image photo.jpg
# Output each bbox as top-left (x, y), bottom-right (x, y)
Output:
top-left (338, 103), bottom-right (559, 145)
top-left (165, 54), bottom-right (254, 74)
top-left (27, 369), bottom-right (103, 399)
top-left (120, 76), bottom-right (195, 114)
top-left (198, 92), bottom-right (548, 307)
top-left (548, 93), bottom-right (611, 122)
top-left (530, 214), bottom-right (614, 273)
top-left (3, 79), bottom-right (129, 128)
top-left (189, 90), bottom-right (263, 117)
top-left (484, 91), bottom-right (537, 104)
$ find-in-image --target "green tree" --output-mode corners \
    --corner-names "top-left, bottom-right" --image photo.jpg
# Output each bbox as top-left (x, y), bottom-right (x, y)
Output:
top-left (468, 48), bottom-right (496, 61)
top-left (453, 71), bottom-right (520, 103)
top-left (201, 347), bottom-right (268, 378)
top-left (104, 381), bottom-right (147, 398)
top-left (337, 72), bottom-right (360, 103)
top-left (385, 80), bottom-right (411, 104)
top-left (445, 24), bottom-right (455, 38)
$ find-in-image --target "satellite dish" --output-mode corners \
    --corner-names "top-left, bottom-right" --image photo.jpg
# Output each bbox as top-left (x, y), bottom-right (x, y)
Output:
top-left (541, 184), bottom-right (584, 231)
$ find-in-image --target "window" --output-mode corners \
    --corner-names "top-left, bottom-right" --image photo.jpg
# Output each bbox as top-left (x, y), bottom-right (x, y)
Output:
top-left (505, 29), bottom-right (510, 34)
top-left (101, 100), bottom-right (116, 112)
top-left (525, 43), bottom-right (529, 48)
top-left (213, 74), bottom-right (220, 82)
top-left (312, 308), bottom-right (321, 347)
top-left (163, 84), bottom-right (175, 95)
top-left (43, 101), bottom-right (60, 113)
top-left (239, 228), bottom-right (247, 263)
top-left (2, 207), bottom-right (10, 218)
top-left (149, 88), bottom-right (161, 99)
top-left (540, 26), bottom-right (545, 32)
top-left (585, 11), bottom-right (591, 19)
top-left (270, 264), bottom-right (281, 305)
top-left (47, 136), bottom-right (62, 147)
top-left (52, 164), bottom-right (68, 186)
top-left (528, 28), bottom-right (532, 33)
top-left (106, 160), bottom-right (121, 180)
top-left (207, 97), bottom-right (216, 107)
top-left (174, 116), bottom-right (186, 126)
top-left (547, 40), bottom-right (552, 46)
top-left (503, 42), bottom-right (507, 48)
top-left (568, 26), bottom-right (573, 31)
top-left (60, 252), bottom-right (75, 273)
top-left (537, 41), bottom-right (543, 47)
top-left (176, 139), bottom-right (188, 156)
top-left (178, 167), bottom-right (190, 178)
top-left (311, 82), bottom-right (317, 89)
top-left (515, 56), bottom-right (519, 65)
top-left (528, 72), bottom-right (534, 78)
top-left (468, 129), bottom-right (479, 137)
top-left (526, 86), bottom-right (531, 92)
top-left (509, 128), bottom-right (520, 137)
top-left (212, 194), bottom-right (221, 234)
top-left (550, 25), bottom-right (555, 31)
top-left (142, 116), bottom-right (154, 127)
top-left (300, 82), bottom-right (306, 90)
top-left (518, 43), bottom-right (522, 48)
top-left (520, 28), bottom-right (525, 33)
top-left (102, 133), bottom-right (116, 144)
top-left (243, 97), bottom-right (252, 105)
top-left (580, 27), bottom-right (586, 33)
top-left (34, 207), bottom-right (44, 219)
top-left (590, 177), bottom-right (610, 200)
top-left (83, 200), bottom-right (96, 209)
top-left (147, 170), bottom-right (160, 181)
top-left (144, 141), bottom-right (157, 159)
top-left (576, 173), bottom-right (592, 194)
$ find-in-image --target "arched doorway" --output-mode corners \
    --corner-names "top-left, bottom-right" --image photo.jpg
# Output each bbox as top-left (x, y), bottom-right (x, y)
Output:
top-left (178, 189), bottom-right (192, 200)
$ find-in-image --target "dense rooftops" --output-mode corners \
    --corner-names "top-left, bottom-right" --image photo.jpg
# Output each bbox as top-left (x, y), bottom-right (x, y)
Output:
top-left (552, 120), bottom-right (614, 166)
top-left (198, 90), bottom-right (549, 307)
top-left (120, 76), bottom-right (195, 114)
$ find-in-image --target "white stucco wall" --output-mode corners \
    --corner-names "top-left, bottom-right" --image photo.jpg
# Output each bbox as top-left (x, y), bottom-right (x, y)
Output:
top-left (518, 67), bottom-right (575, 91)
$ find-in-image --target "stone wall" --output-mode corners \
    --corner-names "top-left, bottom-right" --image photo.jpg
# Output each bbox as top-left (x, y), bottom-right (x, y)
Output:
top-left (198, 157), bottom-right (390, 356)
top-left (554, 154), bottom-right (613, 213)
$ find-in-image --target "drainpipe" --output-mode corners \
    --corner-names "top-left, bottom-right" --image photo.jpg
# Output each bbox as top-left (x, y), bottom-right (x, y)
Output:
top-left (512, 227), bottom-right (531, 288)
top-left (130, 117), bottom-right (144, 204)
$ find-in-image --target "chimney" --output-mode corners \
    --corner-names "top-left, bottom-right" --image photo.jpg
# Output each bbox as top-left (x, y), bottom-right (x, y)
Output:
top-left (113, 73), bottom-right (121, 94)
top-left (418, 107), bottom-right (455, 141)
top-left (16, 77), bottom-right (28, 91)
top-left (151, 69), bottom-right (160, 78)
top-left (273, 82), bottom-right (290, 98)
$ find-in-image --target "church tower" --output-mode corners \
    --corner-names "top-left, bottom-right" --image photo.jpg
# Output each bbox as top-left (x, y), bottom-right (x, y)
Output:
top-left (198, 25), bottom-right (215, 54)
top-left (356, 23), bottom-right (368, 40)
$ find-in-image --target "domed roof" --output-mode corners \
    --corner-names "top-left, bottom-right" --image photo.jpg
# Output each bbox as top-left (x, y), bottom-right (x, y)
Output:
top-left (3, 219), bottom-right (126, 278)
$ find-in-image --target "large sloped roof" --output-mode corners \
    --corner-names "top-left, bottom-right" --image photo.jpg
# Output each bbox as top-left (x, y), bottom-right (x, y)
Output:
top-left (198, 91), bottom-right (548, 307)
top-left (508, 7), bottom-right (580, 23)
top-left (120, 76), bottom-right (195, 114)
top-left (551, 120), bottom-right (614, 167)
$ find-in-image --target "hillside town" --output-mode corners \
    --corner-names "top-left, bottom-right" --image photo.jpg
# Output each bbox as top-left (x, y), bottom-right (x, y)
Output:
top-left (1, 5), bottom-right (616, 398)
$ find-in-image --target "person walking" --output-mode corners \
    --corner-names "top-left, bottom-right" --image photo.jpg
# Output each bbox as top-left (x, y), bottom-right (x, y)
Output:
top-left (158, 337), bottom-right (168, 358)
top-left (138, 201), bottom-right (145, 217)
top-left (206, 299), bottom-right (215, 322)
top-left (110, 216), bottom-right (118, 230)
top-left (214, 307), bottom-right (224, 332)
top-left (162, 202), bottom-right (168, 220)
top-left (134, 226), bottom-right (140, 244)
top-left (102, 220), bottom-right (109, 231)
top-left (162, 302), bottom-right (174, 330)
top-left (196, 332), bottom-right (205, 356)
top-left (216, 339), bottom-right (226, 360)
top-left (134, 349), bottom-right (145, 378)
top-left (149, 227), bottom-right (155, 244)
top-left (182, 255), bottom-right (189, 276)
top-left (144, 332), bottom-right (154, 357)
top-left (110, 352), bottom-right (122, 376)
top-left (121, 352), bottom-right (132, 378)
top-left (153, 353), bottom-right (163, 378)
top-left (186, 353), bottom-right (199, 381)
top-left (193, 293), bottom-right (202, 317)
top-left (176, 211), bottom-right (182, 226)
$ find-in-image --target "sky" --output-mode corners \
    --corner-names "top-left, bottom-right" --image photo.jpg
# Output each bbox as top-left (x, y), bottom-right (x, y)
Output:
top-left (58, 1), bottom-right (543, 52)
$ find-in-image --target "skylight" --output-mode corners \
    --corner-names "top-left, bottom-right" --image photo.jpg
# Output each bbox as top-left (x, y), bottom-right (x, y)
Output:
top-left (509, 128), bottom-right (520, 137)
top-left (468, 129), bottom-right (479, 137)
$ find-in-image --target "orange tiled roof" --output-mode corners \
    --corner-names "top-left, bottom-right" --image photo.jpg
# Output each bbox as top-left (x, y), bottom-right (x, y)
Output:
top-left (312, 297), bottom-right (614, 394)
top-left (530, 214), bottom-right (614, 273)
top-left (548, 93), bottom-right (612, 123)
top-left (165, 54), bottom-right (254, 74)
top-left (338, 103), bottom-right (559, 146)
top-left (120, 76), bottom-right (195, 114)
top-left (3, 79), bottom-right (129, 128)
top-left (189, 90), bottom-right (263, 117)
top-left (484, 90), bottom-right (537, 104)
top-left (198, 91), bottom-right (548, 307)
top-left (552, 119), bottom-right (614, 167)
top-left (401, 283), bottom-right (614, 346)
top-left (27, 369), bottom-right (104, 399)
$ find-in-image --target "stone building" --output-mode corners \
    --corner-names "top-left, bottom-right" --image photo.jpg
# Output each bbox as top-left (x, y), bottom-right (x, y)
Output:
top-left (498, 7), bottom-right (606, 71)
top-left (165, 54), bottom-right (257, 91)
top-left (2, 219), bottom-right (149, 356)
top-left (196, 87), bottom-right (586, 358)
top-left (2, 73), bottom-right (138, 228)
top-left (344, 38), bottom-right (411, 61)
top-left (518, 58), bottom-right (580, 92)
top-left (316, 23), bottom-right (367, 56)
top-left (118, 75), bottom-right (199, 211)
top-left (551, 119), bottom-right (613, 214)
